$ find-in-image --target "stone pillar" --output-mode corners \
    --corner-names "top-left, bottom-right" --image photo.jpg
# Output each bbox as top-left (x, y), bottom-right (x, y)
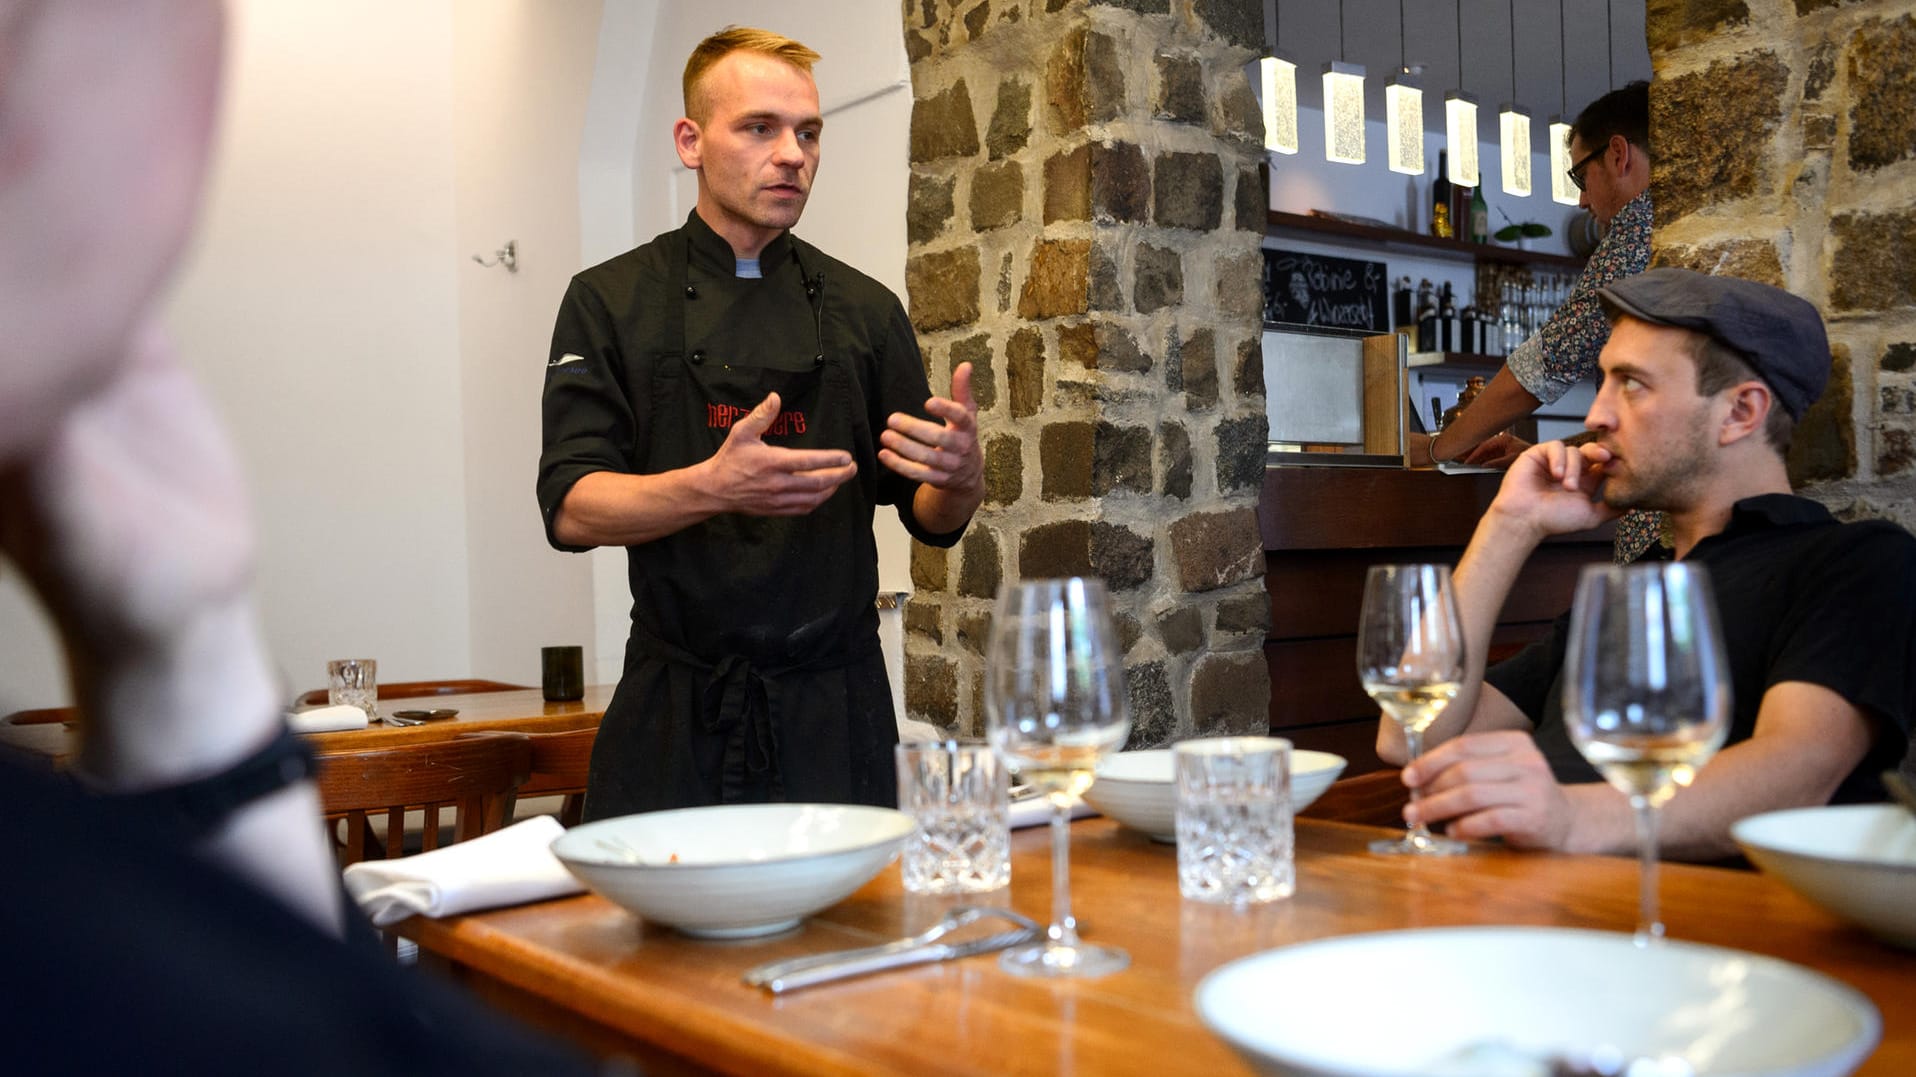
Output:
top-left (1645, 0), bottom-right (1916, 524)
top-left (899, 0), bottom-right (1271, 745)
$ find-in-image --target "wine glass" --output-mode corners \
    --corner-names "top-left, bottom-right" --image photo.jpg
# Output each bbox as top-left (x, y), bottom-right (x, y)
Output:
top-left (984, 578), bottom-right (1132, 978)
top-left (1358, 564), bottom-right (1469, 856)
top-left (1563, 562), bottom-right (1730, 946)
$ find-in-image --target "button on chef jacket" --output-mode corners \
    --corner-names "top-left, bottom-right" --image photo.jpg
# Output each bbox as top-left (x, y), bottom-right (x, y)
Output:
top-left (537, 211), bottom-right (967, 817)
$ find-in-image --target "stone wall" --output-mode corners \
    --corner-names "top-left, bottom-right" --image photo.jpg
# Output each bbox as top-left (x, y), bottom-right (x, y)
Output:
top-left (899, 0), bottom-right (1271, 745)
top-left (1646, 0), bottom-right (1916, 524)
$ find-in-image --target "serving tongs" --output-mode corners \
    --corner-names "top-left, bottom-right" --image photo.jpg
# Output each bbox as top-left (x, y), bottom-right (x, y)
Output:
top-left (743, 905), bottom-right (1041, 994)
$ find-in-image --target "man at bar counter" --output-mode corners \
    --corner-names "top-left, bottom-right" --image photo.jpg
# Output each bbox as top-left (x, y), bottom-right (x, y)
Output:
top-left (1406, 82), bottom-right (1662, 563)
top-left (1380, 270), bottom-right (1916, 861)
top-left (0, 1), bottom-right (594, 1071)
top-left (538, 26), bottom-right (982, 817)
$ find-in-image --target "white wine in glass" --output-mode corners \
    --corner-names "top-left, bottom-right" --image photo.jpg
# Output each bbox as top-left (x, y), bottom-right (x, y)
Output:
top-left (1563, 562), bottom-right (1730, 946)
top-left (985, 578), bottom-right (1131, 979)
top-left (1359, 564), bottom-right (1469, 856)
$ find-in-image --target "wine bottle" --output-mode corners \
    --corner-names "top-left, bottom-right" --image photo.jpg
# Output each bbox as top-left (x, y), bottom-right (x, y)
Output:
top-left (1432, 151), bottom-right (1454, 239)
top-left (1469, 186), bottom-right (1490, 244)
top-left (1415, 279), bottom-right (1437, 353)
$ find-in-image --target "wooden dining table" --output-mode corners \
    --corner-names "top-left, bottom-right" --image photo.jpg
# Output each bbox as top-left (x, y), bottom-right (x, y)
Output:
top-left (0, 684), bottom-right (615, 764)
top-left (398, 815), bottom-right (1915, 1076)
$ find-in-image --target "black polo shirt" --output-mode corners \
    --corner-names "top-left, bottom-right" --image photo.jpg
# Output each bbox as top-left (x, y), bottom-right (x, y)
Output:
top-left (1485, 494), bottom-right (1916, 804)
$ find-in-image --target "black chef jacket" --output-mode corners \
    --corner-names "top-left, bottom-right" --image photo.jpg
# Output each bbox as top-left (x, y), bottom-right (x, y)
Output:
top-left (537, 212), bottom-right (964, 816)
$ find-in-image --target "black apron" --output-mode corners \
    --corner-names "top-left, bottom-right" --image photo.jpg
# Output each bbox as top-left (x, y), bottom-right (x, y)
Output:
top-left (582, 231), bottom-right (898, 818)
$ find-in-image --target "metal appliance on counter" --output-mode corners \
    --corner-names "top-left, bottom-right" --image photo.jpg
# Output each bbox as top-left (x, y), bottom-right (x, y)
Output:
top-left (1262, 327), bottom-right (1408, 467)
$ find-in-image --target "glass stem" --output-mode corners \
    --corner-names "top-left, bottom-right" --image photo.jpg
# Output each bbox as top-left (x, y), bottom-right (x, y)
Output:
top-left (1402, 727), bottom-right (1435, 847)
top-left (1632, 797), bottom-right (1664, 946)
top-left (1048, 796), bottom-right (1078, 948)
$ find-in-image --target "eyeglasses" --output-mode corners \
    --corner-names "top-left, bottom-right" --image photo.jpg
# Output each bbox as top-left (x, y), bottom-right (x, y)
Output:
top-left (1566, 145), bottom-right (1606, 192)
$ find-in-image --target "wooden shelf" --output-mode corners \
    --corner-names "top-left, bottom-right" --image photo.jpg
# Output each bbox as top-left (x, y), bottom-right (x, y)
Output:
top-left (1267, 210), bottom-right (1586, 271)
top-left (1406, 351), bottom-right (1506, 375)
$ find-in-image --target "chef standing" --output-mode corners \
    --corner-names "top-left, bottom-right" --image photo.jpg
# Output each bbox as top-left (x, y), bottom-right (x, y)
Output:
top-left (537, 26), bottom-right (982, 817)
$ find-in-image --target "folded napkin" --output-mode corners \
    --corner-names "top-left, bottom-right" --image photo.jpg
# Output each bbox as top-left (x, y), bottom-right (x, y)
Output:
top-left (286, 704), bottom-right (368, 734)
top-left (1010, 794), bottom-right (1097, 830)
top-left (341, 816), bottom-right (586, 927)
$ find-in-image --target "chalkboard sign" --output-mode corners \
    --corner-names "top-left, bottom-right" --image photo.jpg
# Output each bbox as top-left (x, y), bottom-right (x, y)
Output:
top-left (1262, 248), bottom-right (1389, 334)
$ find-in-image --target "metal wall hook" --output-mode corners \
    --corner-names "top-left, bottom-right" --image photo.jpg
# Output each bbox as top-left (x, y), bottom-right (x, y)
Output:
top-left (473, 240), bottom-right (518, 272)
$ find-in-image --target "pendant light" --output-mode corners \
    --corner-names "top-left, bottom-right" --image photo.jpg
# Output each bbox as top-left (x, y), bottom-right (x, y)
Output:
top-left (1385, 0), bottom-right (1424, 175)
top-left (1258, 4), bottom-right (1298, 155)
top-left (1498, 0), bottom-right (1531, 196)
top-left (1323, 1), bottom-right (1366, 165)
top-left (1445, 1), bottom-right (1479, 186)
top-left (1548, 0), bottom-right (1578, 204)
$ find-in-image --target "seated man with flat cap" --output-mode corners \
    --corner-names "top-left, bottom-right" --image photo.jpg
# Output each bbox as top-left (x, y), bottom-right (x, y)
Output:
top-left (1378, 268), bottom-right (1916, 861)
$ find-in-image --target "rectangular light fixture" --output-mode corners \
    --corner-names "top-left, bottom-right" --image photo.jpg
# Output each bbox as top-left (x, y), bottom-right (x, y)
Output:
top-left (1385, 74), bottom-right (1424, 175)
top-left (1549, 116), bottom-right (1578, 204)
top-left (1499, 103), bottom-right (1532, 196)
top-left (1258, 54), bottom-right (1299, 155)
top-left (1445, 91), bottom-right (1479, 186)
top-left (1323, 62), bottom-right (1367, 165)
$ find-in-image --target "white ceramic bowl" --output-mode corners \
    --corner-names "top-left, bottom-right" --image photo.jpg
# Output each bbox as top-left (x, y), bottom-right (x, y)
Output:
top-left (1732, 803), bottom-right (1916, 949)
top-left (1196, 927), bottom-right (1879, 1077)
top-left (1083, 748), bottom-right (1347, 843)
top-left (551, 803), bottom-right (913, 938)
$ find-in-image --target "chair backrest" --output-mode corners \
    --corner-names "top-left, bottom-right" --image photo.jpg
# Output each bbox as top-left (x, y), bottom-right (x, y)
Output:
top-left (316, 732), bottom-right (533, 866)
top-left (1297, 768), bottom-right (1411, 829)
top-left (484, 727), bottom-right (596, 827)
top-left (295, 678), bottom-right (530, 708)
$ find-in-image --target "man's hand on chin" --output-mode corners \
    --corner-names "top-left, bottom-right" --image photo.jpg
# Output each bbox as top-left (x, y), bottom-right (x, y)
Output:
top-left (1486, 440), bottom-right (1621, 543)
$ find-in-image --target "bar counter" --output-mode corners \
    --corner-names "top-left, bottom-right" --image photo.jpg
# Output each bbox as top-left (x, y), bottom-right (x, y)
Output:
top-left (1259, 465), bottom-right (1616, 771)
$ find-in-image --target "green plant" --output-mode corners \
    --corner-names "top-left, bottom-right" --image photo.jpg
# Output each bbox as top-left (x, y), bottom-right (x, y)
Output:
top-left (1493, 206), bottom-right (1552, 243)
top-left (1493, 221), bottom-right (1552, 242)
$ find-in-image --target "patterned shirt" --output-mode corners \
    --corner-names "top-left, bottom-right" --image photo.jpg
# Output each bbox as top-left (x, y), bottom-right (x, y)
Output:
top-left (1506, 191), bottom-right (1660, 562)
top-left (1506, 191), bottom-right (1653, 404)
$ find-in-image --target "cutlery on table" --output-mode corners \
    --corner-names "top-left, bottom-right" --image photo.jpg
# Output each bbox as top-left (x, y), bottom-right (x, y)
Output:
top-left (743, 906), bottom-right (1041, 994)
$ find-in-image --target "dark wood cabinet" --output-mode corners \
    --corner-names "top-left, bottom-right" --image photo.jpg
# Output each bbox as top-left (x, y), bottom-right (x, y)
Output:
top-left (1260, 465), bottom-right (1615, 775)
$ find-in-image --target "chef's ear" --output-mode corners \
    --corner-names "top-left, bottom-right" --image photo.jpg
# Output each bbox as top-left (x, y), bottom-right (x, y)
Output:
top-left (673, 117), bottom-right (703, 170)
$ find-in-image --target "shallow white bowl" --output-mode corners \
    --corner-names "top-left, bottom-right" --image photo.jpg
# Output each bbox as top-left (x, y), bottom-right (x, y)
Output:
top-left (1196, 927), bottom-right (1879, 1077)
top-left (551, 803), bottom-right (913, 938)
top-left (1083, 748), bottom-right (1347, 842)
top-left (1732, 803), bottom-right (1916, 949)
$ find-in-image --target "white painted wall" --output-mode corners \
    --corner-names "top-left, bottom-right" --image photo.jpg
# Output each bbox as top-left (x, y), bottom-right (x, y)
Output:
top-left (452, 2), bottom-right (605, 686)
top-left (0, 1), bottom-right (608, 709)
top-left (166, 1), bottom-right (471, 696)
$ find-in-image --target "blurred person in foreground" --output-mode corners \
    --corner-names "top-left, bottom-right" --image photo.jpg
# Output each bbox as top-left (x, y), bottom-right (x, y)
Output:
top-left (538, 26), bottom-right (981, 818)
top-left (1406, 82), bottom-right (1662, 563)
top-left (1380, 269), bottom-right (1916, 862)
top-left (0, 2), bottom-right (593, 1071)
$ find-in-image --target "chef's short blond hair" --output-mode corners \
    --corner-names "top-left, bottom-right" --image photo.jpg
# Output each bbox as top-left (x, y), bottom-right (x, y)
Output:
top-left (682, 26), bottom-right (820, 123)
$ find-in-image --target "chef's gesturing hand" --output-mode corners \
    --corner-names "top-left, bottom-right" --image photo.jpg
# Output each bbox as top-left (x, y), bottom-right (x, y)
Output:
top-left (882, 362), bottom-right (983, 534)
top-left (708, 391), bottom-right (857, 516)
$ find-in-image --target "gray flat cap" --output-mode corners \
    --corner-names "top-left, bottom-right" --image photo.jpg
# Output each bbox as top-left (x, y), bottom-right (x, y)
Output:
top-left (1599, 268), bottom-right (1830, 420)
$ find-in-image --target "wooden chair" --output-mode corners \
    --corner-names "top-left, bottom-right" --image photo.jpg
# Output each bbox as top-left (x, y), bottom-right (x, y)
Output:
top-left (315, 732), bottom-right (533, 867)
top-left (294, 678), bottom-right (530, 708)
top-left (1298, 768), bottom-right (1411, 829)
top-left (480, 727), bottom-right (596, 827)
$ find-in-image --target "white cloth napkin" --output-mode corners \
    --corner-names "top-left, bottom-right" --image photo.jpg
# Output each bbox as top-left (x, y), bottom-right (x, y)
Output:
top-left (1010, 795), bottom-right (1097, 830)
top-left (286, 704), bottom-right (368, 733)
top-left (341, 816), bottom-right (586, 927)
